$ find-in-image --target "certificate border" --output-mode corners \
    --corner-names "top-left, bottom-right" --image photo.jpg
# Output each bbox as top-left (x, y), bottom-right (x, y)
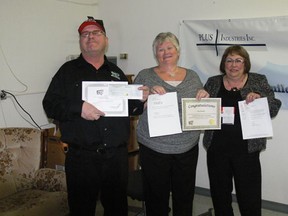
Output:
top-left (182, 98), bottom-right (221, 131)
top-left (82, 81), bottom-right (129, 117)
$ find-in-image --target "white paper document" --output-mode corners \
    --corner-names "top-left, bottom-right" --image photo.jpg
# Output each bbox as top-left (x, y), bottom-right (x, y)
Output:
top-left (147, 92), bottom-right (182, 137)
top-left (238, 97), bottom-right (273, 140)
top-left (108, 84), bottom-right (143, 99)
top-left (82, 81), bottom-right (143, 117)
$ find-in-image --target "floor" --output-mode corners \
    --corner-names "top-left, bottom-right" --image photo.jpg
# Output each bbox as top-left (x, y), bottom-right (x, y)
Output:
top-left (191, 194), bottom-right (288, 216)
top-left (95, 193), bottom-right (288, 216)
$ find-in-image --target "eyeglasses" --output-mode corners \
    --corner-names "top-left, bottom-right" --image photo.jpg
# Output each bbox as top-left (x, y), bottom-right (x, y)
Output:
top-left (80, 30), bottom-right (105, 38)
top-left (225, 58), bottom-right (244, 65)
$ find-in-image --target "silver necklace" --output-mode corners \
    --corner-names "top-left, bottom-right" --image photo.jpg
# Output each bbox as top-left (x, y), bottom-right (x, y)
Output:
top-left (167, 71), bottom-right (176, 77)
top-left (225, 74), bottom-right (247, 91)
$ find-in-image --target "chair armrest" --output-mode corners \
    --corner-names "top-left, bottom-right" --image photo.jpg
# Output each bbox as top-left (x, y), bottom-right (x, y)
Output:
top-left (33, 168), bottom-right (67, 192)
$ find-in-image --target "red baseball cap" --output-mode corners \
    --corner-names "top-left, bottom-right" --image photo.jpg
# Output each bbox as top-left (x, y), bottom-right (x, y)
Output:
top-left (78, 16), bottom-right (106, 34)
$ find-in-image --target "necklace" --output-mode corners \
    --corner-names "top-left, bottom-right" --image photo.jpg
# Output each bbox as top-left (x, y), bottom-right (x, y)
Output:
top-left (167, 71), bottom-right (176, 77)
top-left (225, 74), bottom-right (247, 91)
top-left (167, 67), bottom-right (179, 77)
top-left (157, 66), bottom-right (179, 77)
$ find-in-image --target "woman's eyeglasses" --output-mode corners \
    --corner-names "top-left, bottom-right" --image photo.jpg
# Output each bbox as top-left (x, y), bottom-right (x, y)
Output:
top-left (225, 58), bottom-right (244, 65)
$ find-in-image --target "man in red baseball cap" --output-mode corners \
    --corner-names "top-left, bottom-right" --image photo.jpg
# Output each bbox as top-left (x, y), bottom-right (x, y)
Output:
top-left (43, 16), bottom-right (149, 216)
top-left (78, 16), bottom-right (106, 34)
top-left (78, 16), bottom-right (108, 65)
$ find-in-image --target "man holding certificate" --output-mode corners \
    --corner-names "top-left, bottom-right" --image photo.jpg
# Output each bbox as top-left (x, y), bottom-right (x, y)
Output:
top-left (43, 17), bottom-right (149, 216)
top-left (203, 45), bottom-right (281, 216)
top-left (134, 32), bottom-right (209, 216)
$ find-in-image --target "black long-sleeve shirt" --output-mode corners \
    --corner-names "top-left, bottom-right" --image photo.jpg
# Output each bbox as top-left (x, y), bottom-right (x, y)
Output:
top-left (43, 55), bottom-right (144, 149)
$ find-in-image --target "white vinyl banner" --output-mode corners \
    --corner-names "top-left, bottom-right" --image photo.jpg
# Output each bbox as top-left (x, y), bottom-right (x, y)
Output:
top-left (179, 16), bottom-right (288, 109)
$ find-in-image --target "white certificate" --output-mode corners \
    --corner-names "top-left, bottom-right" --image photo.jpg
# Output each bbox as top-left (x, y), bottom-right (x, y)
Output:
top-left (147, 92), bottom-right (182, 137)
top-left (238, 97), bottom-right (273, 140)
top-left (182, 98), bottom-right (221, 131)
top-left (82, 81), bottom-right (129, 117)
top-left (108, 84), bottom-right (143, 99)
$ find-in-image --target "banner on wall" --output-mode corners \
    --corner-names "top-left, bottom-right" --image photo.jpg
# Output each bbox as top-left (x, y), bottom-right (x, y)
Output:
top-left (179, 16), bottom-right (288, 109)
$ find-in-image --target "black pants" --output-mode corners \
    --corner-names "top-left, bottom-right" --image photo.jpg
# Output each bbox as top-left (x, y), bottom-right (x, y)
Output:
top-left (140, 144), bottom-right (199, 216)
top-left (207, 149), bottom-right (261, 216)
top-left (65, 146), bottom-right (128, 216)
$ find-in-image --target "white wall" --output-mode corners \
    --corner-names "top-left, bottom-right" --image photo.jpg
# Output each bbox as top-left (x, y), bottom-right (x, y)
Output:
top-left (0, 0), bottom-right (287, 206)
top-left (0, 0), bottom-right (99, 128)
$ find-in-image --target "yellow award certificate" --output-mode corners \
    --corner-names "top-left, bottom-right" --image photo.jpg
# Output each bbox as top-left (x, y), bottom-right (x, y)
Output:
top-left (182, 98), bottom-right (221, 131)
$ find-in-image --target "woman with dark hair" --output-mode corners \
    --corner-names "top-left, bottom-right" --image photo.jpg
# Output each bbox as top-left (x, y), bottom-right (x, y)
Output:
top-left (203, 45), bottom-right (281, 216)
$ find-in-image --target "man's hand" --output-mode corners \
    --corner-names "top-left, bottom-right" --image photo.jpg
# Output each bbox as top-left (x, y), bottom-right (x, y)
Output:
top-left (81, 101), bottom-right (105, 120)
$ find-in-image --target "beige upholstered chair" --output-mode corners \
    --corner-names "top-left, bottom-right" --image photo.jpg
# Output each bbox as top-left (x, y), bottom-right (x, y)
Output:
top-left (0, 127), bottom-right (68, 216)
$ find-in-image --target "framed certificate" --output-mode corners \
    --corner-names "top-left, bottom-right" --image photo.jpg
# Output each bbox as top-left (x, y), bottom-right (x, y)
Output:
top-left (182, 98), bottom-right (221, 131)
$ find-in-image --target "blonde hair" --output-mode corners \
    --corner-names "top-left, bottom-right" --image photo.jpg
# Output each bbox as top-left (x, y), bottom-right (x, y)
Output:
top-left (152, 32), bottom-right (180, 59)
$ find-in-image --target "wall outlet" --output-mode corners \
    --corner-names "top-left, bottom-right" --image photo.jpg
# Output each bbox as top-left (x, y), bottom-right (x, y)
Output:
top-left (119, 53), bottom-right (128, 59)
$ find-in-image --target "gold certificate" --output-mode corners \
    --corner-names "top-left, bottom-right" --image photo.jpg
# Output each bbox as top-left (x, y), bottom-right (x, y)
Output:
top-left (182, 98), bottom-right (221, 131)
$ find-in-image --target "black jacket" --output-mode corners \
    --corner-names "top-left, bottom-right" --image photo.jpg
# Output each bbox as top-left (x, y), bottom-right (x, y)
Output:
top-left (203, 73), bottom-right (281, 153)
top-left (43, 55), bottom-right (144, 149)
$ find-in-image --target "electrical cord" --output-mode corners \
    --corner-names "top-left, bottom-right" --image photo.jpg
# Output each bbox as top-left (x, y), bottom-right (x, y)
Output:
top-left (0, 44), bottom-right (28, 93)
top-left (2, 90), bottom-right (42, 130)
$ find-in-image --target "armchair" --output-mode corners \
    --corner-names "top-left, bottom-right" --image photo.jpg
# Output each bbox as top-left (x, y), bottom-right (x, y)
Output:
top-left (0, 127), bottom-right (68, 216)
